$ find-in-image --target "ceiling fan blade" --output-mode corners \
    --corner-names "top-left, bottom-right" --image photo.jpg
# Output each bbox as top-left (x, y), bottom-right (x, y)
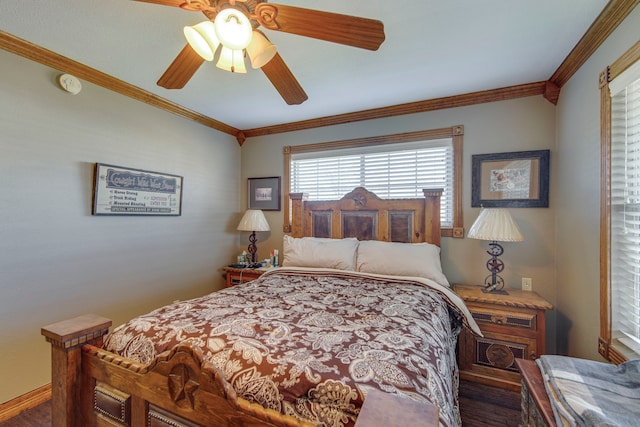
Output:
top-left (256, 4), bottom-right (385, 51)
top-left (261, 53), bottom-right (308, 105)
top-left (157, 44), bottom-right (205, 89)
top-left (131, 0), bottom-right (187, 7)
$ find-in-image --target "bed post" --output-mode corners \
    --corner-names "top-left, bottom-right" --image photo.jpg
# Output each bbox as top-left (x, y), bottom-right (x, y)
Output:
top-left (41, 314), bottom-right (112, 427)
top-left (423, 189), bottom-right (442, 247)
top-left (289, 192), bottom-right (308, 238)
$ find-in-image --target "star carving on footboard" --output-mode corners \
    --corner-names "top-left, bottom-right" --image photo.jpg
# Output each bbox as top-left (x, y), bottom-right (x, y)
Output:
top-left (169, 364), bottom-right (200, 409)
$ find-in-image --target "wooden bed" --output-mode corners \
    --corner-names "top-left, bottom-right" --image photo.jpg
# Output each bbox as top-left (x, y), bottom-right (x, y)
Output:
top-left (42, 187), bottom-right (446, 427)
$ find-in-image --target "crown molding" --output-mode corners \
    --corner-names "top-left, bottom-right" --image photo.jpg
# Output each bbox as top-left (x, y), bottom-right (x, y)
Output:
top-left (549, 0), bottom-right (640, 88)
top-left (2, 0), bottom-right (634, 144)
top-left (243, 82), bottom-right (547, 138)
top-left (0, 31), bottom-right (240, 138)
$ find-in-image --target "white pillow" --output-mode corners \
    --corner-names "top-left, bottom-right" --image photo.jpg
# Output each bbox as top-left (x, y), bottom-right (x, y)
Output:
top-left (282, 236), bottom-right (359, 270)
top-left (356, 240), bottom-right (450, 287)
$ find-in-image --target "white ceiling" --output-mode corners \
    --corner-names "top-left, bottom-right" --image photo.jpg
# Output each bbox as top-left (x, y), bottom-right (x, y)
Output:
top-left (1, 0), bottom-right (608, 130)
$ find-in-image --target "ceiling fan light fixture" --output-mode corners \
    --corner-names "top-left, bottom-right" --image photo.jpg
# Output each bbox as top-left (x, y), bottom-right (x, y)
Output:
top-left (216, 47), bottom-right (247, 73)
top-left (246, 30), bottom-right (277, 69)
top-left (214, 8), bottom-right (253, 50)
top-left (184, 21), bottom-right (220, 61)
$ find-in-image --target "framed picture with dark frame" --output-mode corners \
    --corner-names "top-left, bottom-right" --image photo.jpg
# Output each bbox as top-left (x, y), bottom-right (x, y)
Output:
top-left (93, 163), bottom-right (183, 216)
top-left (471, 150), bottom-right (550, 208)
top-left (248, 176), bottom-right (281, 211)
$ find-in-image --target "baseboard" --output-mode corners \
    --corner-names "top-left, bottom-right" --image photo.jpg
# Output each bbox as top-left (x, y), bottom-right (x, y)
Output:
top-left (0, 383), bottom-right (51, 422)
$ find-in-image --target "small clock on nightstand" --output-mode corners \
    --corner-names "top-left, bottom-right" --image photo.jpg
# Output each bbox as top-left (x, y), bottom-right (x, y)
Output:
top-left (453, 284), bottom-right (553, 391)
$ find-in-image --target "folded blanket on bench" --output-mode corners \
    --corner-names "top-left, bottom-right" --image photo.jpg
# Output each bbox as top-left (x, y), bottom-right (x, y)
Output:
top-left (536, 355), bottom-right (640, 426)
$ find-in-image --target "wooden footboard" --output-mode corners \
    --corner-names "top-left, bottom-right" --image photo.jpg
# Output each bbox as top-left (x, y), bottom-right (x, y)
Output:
top-left (42, 314), bottom-right (315, 427)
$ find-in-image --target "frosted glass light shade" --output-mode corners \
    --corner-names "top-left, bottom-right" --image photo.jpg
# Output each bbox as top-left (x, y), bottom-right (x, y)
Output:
top-left (237, 210), bottom-right (270, 232)
top-left (246, 31), bottom-right (277, 68)
top-left (467, 208), bottom-right (524, 242)
top-left (216, 47), bottom-right (247, 73)
top-left (184, 21), bottom-right (219, 61)
top-left (214, 8), bottom-right (253, 50)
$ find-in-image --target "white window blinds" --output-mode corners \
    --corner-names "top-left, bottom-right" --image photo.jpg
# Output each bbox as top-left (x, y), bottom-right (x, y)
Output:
top-left (290, 139), bottom-right (454, 227)
top-left (610, 65), bottom-right (640, 358)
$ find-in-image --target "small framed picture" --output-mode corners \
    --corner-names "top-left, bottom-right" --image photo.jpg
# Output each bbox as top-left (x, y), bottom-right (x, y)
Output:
top-left (248, 176), bottom-right (281, 211)
top-left (472, 150), bottom-right (550, 208)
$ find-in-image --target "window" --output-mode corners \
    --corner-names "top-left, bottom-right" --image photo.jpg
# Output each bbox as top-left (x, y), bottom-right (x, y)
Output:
top-left (600, 44), bottom-right (640, 363)
top-left (283, 126), bottom-right (464, 237)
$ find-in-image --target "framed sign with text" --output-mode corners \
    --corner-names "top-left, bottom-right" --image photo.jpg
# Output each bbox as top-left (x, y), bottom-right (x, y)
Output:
top-left (92, 163), bottom-right (183, 216)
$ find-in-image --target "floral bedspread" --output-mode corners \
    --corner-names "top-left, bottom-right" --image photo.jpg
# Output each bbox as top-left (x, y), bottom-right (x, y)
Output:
top-left (103, 267), bottom-right (477, 427)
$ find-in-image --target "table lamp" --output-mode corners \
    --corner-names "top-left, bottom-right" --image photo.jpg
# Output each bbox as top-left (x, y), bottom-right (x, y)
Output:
top-left (467, 208), bottom-right (523, 294)
top-left (237, 209), bottom-right (270, 263)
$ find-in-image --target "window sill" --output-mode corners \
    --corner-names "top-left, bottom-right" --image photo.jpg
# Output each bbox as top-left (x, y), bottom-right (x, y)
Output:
top-left (612, 338), bottom-right (640, 362)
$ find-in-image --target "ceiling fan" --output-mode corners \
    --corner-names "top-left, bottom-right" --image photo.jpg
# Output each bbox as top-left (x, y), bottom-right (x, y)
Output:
top-left (136, 0), bottom-right (385, 105)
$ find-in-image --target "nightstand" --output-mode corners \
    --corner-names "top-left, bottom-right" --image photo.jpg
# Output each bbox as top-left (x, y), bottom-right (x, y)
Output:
top-left (454, 284), bottom-right (553, 391)
top-left (223, 266), bottom-right (267, 287)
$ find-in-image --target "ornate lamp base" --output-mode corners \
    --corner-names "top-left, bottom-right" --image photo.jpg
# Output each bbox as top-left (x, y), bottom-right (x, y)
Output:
top-left (247, 231), bottom-right (258, 263)
top-left (482, 240), bottom-right (509, 294)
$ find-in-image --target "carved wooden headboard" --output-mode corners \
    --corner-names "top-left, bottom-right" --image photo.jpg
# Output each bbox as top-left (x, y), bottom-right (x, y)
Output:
top-left (290, 187), bottom-right (442, 246)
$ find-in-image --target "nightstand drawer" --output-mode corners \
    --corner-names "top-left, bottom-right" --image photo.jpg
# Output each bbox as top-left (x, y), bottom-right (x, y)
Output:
top-left (223, 267), bottom-right (266, 287)
top-left (468, 330), bottom-right (538, 367)
top-left (229, 276), bottom-right (247, 286)
top-left (468, 306), bottom-right (537, 331)
top-left (459, 329), bottom-right (538, 389)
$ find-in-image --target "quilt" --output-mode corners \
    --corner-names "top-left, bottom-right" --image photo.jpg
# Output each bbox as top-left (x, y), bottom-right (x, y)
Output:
top-left (103, 267), bottom-right (479, 427)
top-left (537, 355), bottom-right (640, 426)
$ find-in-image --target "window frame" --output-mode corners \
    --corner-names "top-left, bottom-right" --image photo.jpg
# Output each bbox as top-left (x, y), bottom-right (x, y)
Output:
top-left (599, 40), bottom-right (640, 364)
top-left (282, 125), bottom-right (464, 238)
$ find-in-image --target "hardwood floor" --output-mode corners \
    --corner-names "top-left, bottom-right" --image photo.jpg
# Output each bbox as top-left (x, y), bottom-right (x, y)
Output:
top-left (458, 380), bottom-right (521, 426)
top-left (0, 401), bottom-right (50, 427)
top-left (0, 380), bottom-right (520, 426)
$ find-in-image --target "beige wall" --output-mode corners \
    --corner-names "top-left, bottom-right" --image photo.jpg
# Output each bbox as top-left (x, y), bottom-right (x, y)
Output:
top-left (0, 50), bottom-right (240, 403)
top-left (240, 96), bottom-right (558, 352)
top-left (555, 5), bottom-right (640, 360)
top-left (2, 3), bottom-right (637, 406)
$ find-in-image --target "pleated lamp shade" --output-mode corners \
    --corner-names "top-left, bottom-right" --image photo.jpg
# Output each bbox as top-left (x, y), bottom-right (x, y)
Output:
top-left (467, 208), bottom-right (523, 242)
top-left (237, 210), bottom-right (270, 232)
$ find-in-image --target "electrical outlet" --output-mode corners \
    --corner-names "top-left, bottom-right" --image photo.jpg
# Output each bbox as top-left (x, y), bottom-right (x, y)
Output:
top-left (522, 277), bottom-right (532, 291)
